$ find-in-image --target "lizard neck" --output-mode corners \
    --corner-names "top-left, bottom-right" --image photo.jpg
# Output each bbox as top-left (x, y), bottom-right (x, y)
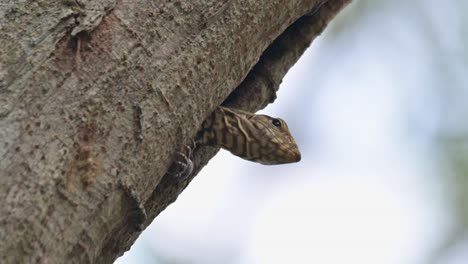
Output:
top-left (199, 106), bottom-right (253, 155)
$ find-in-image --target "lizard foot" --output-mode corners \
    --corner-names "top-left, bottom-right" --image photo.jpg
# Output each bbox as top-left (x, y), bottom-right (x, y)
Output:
top-left (167, 143), bottom-right (195, 179)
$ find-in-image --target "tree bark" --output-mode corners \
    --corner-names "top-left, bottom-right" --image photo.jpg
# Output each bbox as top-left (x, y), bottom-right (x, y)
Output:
top-left (0, 0), bottom-right (351, 263)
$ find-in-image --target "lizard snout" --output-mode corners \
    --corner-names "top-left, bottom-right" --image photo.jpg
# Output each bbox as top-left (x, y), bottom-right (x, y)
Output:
top-left (292, 149), bottom-right (301, 162)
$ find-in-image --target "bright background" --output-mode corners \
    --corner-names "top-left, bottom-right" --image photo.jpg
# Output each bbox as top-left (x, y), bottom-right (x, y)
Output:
top-left (116, 0), bottom-right (468, 263)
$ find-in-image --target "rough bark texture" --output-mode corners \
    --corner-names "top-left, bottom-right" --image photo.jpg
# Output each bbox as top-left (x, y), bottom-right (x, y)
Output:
top-left (0, 0), bottom-right (351, 263)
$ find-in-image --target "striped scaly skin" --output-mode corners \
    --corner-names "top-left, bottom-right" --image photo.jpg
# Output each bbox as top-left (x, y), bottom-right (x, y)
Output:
top-left (198, 106), bottom-right (301, 165)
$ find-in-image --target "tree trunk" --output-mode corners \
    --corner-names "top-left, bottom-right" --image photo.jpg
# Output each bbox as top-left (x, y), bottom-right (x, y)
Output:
top-left (0, 0), bottom-right (350, 263)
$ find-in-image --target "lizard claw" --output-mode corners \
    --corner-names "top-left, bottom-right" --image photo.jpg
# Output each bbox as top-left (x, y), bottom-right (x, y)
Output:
top-left (167, 143), bottom-right (195, 179)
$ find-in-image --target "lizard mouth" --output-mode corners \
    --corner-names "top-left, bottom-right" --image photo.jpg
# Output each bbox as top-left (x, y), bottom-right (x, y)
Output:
top-left (293, 150), bottom-right (301, 162)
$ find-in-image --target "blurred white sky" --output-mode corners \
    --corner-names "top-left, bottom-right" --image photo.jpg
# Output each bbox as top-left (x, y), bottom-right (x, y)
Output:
top-left (116, 1), bottom-right (467, 263)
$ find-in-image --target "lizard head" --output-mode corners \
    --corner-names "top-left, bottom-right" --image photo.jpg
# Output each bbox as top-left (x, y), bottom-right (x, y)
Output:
top-left (247, 114), bottom-right (301, 165)
top-left (200, 106), bottom-right (301, 165)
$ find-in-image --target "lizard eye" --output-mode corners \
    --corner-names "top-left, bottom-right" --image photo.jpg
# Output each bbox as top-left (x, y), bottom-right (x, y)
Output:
top-left (272, 119), bottom-right (281, 128)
